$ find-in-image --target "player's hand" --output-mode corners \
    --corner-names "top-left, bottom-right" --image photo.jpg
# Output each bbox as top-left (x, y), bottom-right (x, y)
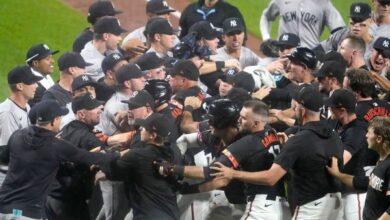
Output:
top-left (277, 132), bottom-right (289, 144)
top-left (326, 157), bottom-right (341, 177)
top-left (122, 38), bottom-right (147, 56)
top-left (224, 59), bottom-right (241, 71)
top-left (184, 96), bottom-right (202, 110)
top-left (252, 86), bottom-right (272, 100)
top-left (191, 57), bottom-right (205, 68)
top-left (153, 159), bottom-right (176, 177)
top-left (265, 57), bottom-right (288, 73)
top-left (95, 170), bottom-right (106, 183)
top-left (95, 132), bottom-right (109, 144)
top-left (115, 110), bottom-right (131, 132)
top-left (210, 162), bottom-right (235, 180)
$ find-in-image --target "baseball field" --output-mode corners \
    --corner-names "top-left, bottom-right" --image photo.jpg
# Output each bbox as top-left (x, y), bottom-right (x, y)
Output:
top-left (0, 0), bottom-right (372, 100)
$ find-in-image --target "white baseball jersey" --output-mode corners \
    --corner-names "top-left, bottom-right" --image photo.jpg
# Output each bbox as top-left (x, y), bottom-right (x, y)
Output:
top-left (100, 91), bottom-right (130, 136)
top-left (260, 0), bottom-right (345, 48)
top-left (211, 46), bottom-right (260, 70)
top-left (81, 41), bottom-right (105, 81)
top-left (122, 26), bottom-right (147, 45)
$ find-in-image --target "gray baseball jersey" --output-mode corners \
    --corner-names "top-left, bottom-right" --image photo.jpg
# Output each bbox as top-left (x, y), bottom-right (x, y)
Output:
top-left (80, 41), bottom-right (105, 81)
top-left (122, 26), bottom-right (147, 45)
top-left (261, 0), bottom-right (345, 49)
top-left (100, 91), bottom-right (130, 136)
top-left (0, 99), bottom-right (30, 146)
top-left (211, 46), bottom-right (260, 69)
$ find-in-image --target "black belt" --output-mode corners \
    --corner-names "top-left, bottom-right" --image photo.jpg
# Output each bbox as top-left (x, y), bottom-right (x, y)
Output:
top-left (247, 194), bottom-right (277, 202)
top-left (0, 169), bottom-right (7, 175)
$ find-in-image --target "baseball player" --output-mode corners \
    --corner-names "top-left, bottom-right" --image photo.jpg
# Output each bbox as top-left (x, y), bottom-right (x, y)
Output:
top-left (260, 0), bottom-right (345, 49)
top-left (0, 66), bottom-right (42, 186)
top-left (326, 116), bottom-right (390, 220)
top-left (211, 86), bottom-right (344, 219)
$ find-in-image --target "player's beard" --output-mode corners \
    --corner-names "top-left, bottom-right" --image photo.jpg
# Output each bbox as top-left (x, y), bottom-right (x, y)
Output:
top-left (128, 117), bottom-right (135, 126)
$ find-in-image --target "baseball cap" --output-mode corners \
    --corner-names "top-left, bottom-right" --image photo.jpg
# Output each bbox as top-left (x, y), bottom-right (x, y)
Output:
top-left (350, 3), bottom-right (371, 22)
top-left (373, 37), bottom-right (390, 58)
top-left (292, 84), bottom-right (323, 112)
top-left (220, 68), bottom-right (239, 84)
top-left (72, 93), bottom-right (104, 113)
top-left (189, 21), bottom-right (222, 40)
top-left (134, 113), bottom-right (171, 137)
top-left (122, 90), bottom-right (155, 110)
top-left (378, 0), bottom-right (390, 6)
top-left (231, 71), bottom-right (255, 93)
top-left (315, 61), bottom-right (347, 83)
top-left (147, 18), bottom-right (176, 36)
top-left (8, 65), bottom-right (43, 85)
top-left (286, 47), bottom-right (317, 70)
top-left (58, 52), bottom-right (92, 71)
top-left (136, 52), bottom-right (165, 71)
top-left (275, 33), bottom-right (301, 48)
top-left (26, 44), bottom-right (59, 64)
top-left (94, 16), bottom-right (127, 35)
top-left (223, 17), bottom-right (245, 34)
top-left (72, 75), bottom-right (99, 91)
top-left (116, 64), bottom-right (144, 84)
top-left (170, 60), bottom-right (199, 81)
top-left (328, 89), bottom-right (357, 112)
top-left (146, 0), bottom-right (175, 14)
top-left (29, 100), bottom-right (69, 124)
top-left (101, 53), bottom-right (128, 74)
top-left (87, 1), bottom-right (122, 24)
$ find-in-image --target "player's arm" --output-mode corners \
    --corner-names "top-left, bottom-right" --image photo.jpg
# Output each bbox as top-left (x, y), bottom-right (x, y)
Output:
top-left (379, 212), bottom-right (390, 220)
top-left (211, 162), bottom-right (286, 186)
top-left (326, 157), bottom-right (368, 189)
top-left (259, 0), bottom-right (279, 40)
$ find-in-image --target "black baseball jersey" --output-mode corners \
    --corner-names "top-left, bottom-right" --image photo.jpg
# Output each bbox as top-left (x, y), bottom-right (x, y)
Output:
top-left (275, 120), bottom-right (344, 205)
top-left (42, 84), bottom-right (73, 107)
top-left (212, 127), bottom-right (284, 197)
top-left (363, 155), bottom-right (390, 219)
top-left (335, 119), bottom-right (368, 193)
top-left (73, 28), bottom-right (93, 53)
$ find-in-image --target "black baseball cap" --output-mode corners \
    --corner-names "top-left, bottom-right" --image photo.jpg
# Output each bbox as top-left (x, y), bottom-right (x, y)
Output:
top-left (101, 53), bottom-right (128, 74)
top-left (220, 68), bottom-right (239, 84)
top-left (72, 75), bottom-right (99, 91)
top-left (170, 60), bottom-right (199, 81)
top-left (136, 52), bottom-right (165, 71)
top-left (286, 47), bottom-right (317, 70)
top-left (58, 52), bottom-right (92, 71)
top-left (29, 100), bottom-right (69, 124)
top-left (189, 21), bottom-right (221, 40)
top-left (315, 61), bottom-right (347, 83)
top-left (94, 17), bottom-right (127, 35)
top-left (87, 1), bottom-right (122, 24)
top-left (72, 93), bottom-right (104, 113)
top-left (275, 33), bottom-right (301, 48)
top-left (328, 89), bottom-right (357, 112)
top-left (378, 0), bottom-right (390, 6)
top-left (223, 17), bottom-right (245, 34)
top-left (231, 71), bottom-right (255, 93)
top-left (116, 64), bottom-right (144, 84)
top-left (350, 3), bottom-right (371, 22)
top-left (8, 65), bottom-right (43, 85)
top-left (122, 90), bottom-right (155, 110)
top-left (292, 84), bottom-right (323, 112)
top-left (146, 0), bottom-right (175, 14)
top-left (373, 37), bottom-right (390, 58)
top-left (148, 18), bottom-right (176, 36)
top-left (26, 44), bottom-right (59, 64)
top-left (134, 113), bottom-right (171, 137)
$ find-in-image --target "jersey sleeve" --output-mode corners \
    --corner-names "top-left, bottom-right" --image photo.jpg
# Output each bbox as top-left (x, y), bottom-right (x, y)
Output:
top-left (274, 135), bottom-right (300, 171)
top-left (0, 111), bottom-right (19, 146)
top-left (262, 0), bottom-right (280, 21)
top-left (323, 0), bottom-right (345, 32)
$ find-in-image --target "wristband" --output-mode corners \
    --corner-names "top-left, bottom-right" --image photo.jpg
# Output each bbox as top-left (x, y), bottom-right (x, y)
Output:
top-left (184, 105), bottom-right (194, 112)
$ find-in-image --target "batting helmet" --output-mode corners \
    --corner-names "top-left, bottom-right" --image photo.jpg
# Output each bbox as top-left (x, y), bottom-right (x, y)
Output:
top-left (286, 47), bottom-right (317, 70)
top-left (208, 99), bottom-right (240, 129)
top-left (144, 79), bottom-right (172, 107)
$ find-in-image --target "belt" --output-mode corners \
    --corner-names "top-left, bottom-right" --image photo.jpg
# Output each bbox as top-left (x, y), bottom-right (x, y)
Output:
top-left (247, 194), bottom-right (277, 202)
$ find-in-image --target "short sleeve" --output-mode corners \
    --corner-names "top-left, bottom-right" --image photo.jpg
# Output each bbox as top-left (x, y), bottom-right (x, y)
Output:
top-left (262, 0), bottom-right (280, 21)
top-left (274, 136), bottom-right (300, 171)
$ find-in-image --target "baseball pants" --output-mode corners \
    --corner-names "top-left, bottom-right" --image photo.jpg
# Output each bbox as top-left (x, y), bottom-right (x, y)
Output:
top-left (292, 192), bottom-right (342, 220)
top-left (241, 194), bottom-right (290, 220)
top-left (342, 192), bottom-right (366, 220)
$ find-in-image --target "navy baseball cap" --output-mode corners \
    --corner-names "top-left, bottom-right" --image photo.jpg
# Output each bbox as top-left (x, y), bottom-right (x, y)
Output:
top-left (136, 52), bottom-right (165, 71)
top-left (287, 47), bottom-right (318, 70)
top-left (146, 0), bottom-right (175, 15)
top-left (373, 37), bottom-right (390, 58)
top-left (58, 52), bottom-right (92, 71)
top-left (87, 1), bottom-right (122, 24)
top-left (292, 84), bottom-right (323, 112)
top-left (29, 100), bottom-right (69, 124)
top-left (72, 93), bottom-right (104, 113)
top-left (328, 89), bottom-right (357, 112)
top-left (275, 33), bottom-right (301, 48)
top-left (116, 64), bottom-right (144, 84)
top-left (231, 71), bottom-right (255, 93)
top-left (72, 75), bottom-right (99, 91)
top-left (122, 90), bottom-right (155, 110)
top-left (223, 17), bottom-right (245, 34)
top-left (147, 18), bottom-right (176, 36)
top-left (94, 17), bottom-right (127, 35)
top-left (170, 60), bottom-right (199, 81)
top-left (8, 65), bottom-right (43, 85)
top-left (134, 113), bottom-right (170, 137)
top-left (101, 53), bottom-right (128, 74)
top-left (378, 0), bottom-right (390, 6)
top-left (26, 44), bottom-right (59, 64)
top-left (350, 3), bottom-right (371, 22)
top-left (315, 61), bottom-right (347, 83)
top-left (189, 21), bottom-right (222, 40)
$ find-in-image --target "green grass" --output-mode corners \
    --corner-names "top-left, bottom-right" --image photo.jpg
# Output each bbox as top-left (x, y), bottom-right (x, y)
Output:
top-left (0, 0), bottom-right (87, 100)
top-left (227, 0), bottom-right (371, 40)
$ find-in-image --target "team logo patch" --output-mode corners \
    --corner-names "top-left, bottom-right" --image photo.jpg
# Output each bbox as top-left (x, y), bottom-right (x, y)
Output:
top-left (282, 34), bottom-right (289, 41)
top-left (383, 40), bottom-right (389, 48)
top-left (230, 20), bottom-right (237, 27)
top-left (354, 6), bottom-right (361, 13)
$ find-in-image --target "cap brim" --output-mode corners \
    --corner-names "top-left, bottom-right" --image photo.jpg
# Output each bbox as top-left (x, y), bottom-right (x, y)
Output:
top-left (274, 42), bottom-right (296, 47)
top-left (86, 99), bottom-right (104, 110)
top-left (224, 28), bottom-right (244, 34)
top-left (155, 9), bottom-right (176, 14)
top-left (59, 106), bottom-right (69, 116)
top-left (134, 118), bottom-right (149, 128)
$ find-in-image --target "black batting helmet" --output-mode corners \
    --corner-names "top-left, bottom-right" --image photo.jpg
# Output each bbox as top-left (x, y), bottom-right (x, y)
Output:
top-left (144, 79), bottom-right (172, 107)
top-left (208, 99), bottom-right (240, 129)
top-left (286, 47), bottom-right (317, 70)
